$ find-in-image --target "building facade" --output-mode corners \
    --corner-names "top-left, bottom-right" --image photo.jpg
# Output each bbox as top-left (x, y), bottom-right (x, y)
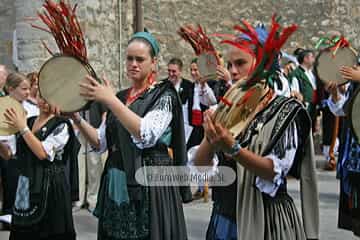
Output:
top-left (1, 0), bottom-right (360, 88)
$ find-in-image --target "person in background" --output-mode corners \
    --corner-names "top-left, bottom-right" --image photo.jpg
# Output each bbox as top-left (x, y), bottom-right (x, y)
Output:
top-left (73, 102), bottom-right (106, 212)
top-left (0, 89), bottom-right (78, 240)
top-left (326, 65), bottom-right (360, 237)
top-left (187, 58), bottom-right (217, 202)
top-left (23, 72), bottom-right (39, 118)
top-left (291, 49), bottom-right (321, 131)
top-left (0, 73), bottom-right (30, 230)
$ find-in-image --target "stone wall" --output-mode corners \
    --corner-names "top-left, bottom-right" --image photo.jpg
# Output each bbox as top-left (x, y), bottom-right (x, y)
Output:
top-left (1, 0), bottom-right (126, 88)
top-left (143, 0), bottom-right (360, 80)
top-left (0, 0), bottom-right (15, 68)
top-left (2, 1), bottom-right (360, 88)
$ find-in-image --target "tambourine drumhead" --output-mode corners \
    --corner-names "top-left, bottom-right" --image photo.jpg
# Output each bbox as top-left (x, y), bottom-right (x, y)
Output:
top-left (198, 53), bottom-right (218, 79)
top-left (350, 87), bottom-right (360, 141)
top-left (38, 55), bottom-right (92, 113)
top-left (0, 96), bottom-right (25, 136)
top-left (214, 79), bottom-right (267, 137)
top-left (315, 47), bottom-right (357, 85)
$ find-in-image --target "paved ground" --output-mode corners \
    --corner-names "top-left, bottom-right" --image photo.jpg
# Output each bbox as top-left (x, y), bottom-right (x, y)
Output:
top-left (0, 156), bottom-right (359, 240)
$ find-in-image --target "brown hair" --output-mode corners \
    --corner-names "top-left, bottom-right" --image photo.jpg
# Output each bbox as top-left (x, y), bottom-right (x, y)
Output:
top-left (26, 72), bottom-right (38, 87)
top-left (5, 72), bottom-right (29, 93)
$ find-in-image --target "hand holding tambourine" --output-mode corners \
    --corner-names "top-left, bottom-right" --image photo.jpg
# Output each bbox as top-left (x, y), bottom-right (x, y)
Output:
top-left (0, 96), bottom-right (26, 136)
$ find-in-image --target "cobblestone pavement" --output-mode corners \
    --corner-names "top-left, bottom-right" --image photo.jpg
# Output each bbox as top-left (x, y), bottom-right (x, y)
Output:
top-left (0, 157), bottom-right (359, 240)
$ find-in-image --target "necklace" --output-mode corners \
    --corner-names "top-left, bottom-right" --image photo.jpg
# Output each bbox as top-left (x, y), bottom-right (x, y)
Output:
top-left (126, 72), bottom-right (156, 105)
top-left (126, 86), bottom-right (150, 105)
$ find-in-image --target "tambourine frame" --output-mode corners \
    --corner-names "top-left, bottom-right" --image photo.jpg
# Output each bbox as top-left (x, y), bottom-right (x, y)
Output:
top-left (348, 85), bottom-right (360, 142)
top-left (197, 52), bottom-right (218, 79)
top-left (0, 96), bottom-right (25, 136)
top-left (314, 47), bottom-right (357, 86)
top-left (38, 54), bottom-right (101, 113)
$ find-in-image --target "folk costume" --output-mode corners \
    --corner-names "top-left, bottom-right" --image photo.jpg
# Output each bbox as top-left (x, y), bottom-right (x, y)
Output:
top-left (328, 83), bottom-right (360, 237)
top-left (195, 16), bottom-right (320, 240)
top-left (93, 32), bottom-right (192, 240)
top-left (9, 117), bottom-right (79, 240)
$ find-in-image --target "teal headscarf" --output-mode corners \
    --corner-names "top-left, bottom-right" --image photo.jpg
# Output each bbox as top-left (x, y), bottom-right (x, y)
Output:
top-left (130, 31), bottom-right (160, 57)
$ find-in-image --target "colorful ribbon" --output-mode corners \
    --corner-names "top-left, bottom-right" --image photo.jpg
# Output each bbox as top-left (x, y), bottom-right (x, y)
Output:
top-left (315, 36), bottom-right (350, 57)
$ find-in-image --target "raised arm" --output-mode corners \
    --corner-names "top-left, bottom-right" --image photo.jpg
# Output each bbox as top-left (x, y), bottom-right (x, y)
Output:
top-left (201, 110), bottom-right (276, 181)
top-left (71, 113), bottom-right (101, 149)
top-left (80, 76), bottom-right (142, 140)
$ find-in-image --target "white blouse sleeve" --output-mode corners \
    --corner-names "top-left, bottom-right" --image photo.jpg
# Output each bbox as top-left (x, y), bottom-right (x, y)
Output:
top-left (187, 145), bottom-right (219, 176)
top-left (290, 76), bottom-right (300, 92)
top-left (41, 123), bottom-right (70, 162)
top-left (95, 120), bottom-right (108, 154)
top-left (200, 83), bottom-right (217, 106)
top-left (255, 122), bottom-right (298, 197)
top-left (131, 95), bottom-right (173, 149)
top-left (327, 92), bottom-right (348, 117)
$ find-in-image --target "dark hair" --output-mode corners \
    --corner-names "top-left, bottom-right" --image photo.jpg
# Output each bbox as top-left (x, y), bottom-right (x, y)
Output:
top-left (296, 49), bottom-right (314, 64)
top-left (168, 58), bottom-right (183, 70)
top-left (128, 38), bottom-right (156, 58)
top-left (293, 48), bottom-right (304, 56)
top-left (191, 58), bottom-right (198, 64)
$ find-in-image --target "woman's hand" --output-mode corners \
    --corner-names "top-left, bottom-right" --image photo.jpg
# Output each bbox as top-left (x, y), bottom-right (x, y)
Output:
top-left (203, 110), bottom-right (235, 153)
top-left (290, 91), bottom-right (304, 102)
top-left (340, 65), bottom-right (360, 82)
top-left (3, 108), bottom-right (27, 131)
top-left (216, 65), bottom-right (231, 82)
top-left (80, 75), bottom-right (115, 105)
top-left (198, 75), bottom-right (209, 87)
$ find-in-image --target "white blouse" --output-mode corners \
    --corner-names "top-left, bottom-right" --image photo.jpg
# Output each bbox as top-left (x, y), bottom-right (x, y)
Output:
top-left (22, 100), bottom-right (39, 118)
top-left (2, 123), bottom-right (69, 162)
top-left (41, 123), bottom-right (70, 162)
top-left (96, 94), bottom-right (174, 153)
top-left (188, 121), bottom-right (299, 197)
top-left (274, 72), bottom-right (291, 98)
top-left (197, 82), bottom-right (217, 107)
top-left (256, 122), bottom-right (298, 197)
top-left (327, 83), bottom-right (351, 117)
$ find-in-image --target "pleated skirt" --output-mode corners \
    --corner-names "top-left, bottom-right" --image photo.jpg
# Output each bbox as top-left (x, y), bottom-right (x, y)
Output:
top-left (263, 192), bottom-right (306, 240)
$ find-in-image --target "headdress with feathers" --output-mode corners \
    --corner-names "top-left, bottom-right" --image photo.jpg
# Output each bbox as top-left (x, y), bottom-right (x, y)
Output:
top-left (31, 0), bottom-right (88, 63)
top-left (219, 14), bottom-right (298, 87)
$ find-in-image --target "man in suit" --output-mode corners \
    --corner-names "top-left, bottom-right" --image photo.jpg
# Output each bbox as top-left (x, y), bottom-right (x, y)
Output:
top-left (290, 49), bottom-right (322, 131)
top-left (166, 57), bottom-right (217, 202)
top-left (166, 57), bottom-right (217, 148)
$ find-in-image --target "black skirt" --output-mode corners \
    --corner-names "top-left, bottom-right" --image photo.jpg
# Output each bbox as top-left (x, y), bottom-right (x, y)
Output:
top-left (338, 179), bottom-right (360, 236)
top-left (96, 151), bottom-right (187, 240)
top-left (10, 167), bottom-right (76, 240)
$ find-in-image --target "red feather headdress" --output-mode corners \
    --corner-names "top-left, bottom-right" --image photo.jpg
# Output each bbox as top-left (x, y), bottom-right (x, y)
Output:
top-left (177, 24), bottom-right (221, 65)
top-left (31, 0), bottom-right (88, 63)
top-left (219, 14), bottom-right (298, 86)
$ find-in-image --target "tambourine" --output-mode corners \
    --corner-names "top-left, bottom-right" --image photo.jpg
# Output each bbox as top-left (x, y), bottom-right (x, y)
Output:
top-left (349, 86), bottom-right (360, 141)
top-left (213, 79), bottom-right (270, 137)
top-left (315, 47), bottom-right (358, 85)
top-left (38, 55), bottom-right (99, 113)
top-left (198, 53), bottom-right (218, 79)
top-left (0, 96), bottom-right (26, 136)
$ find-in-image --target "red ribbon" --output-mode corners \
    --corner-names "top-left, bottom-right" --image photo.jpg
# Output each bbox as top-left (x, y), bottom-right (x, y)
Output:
top-left (220, 97), bottom-right (233, 107)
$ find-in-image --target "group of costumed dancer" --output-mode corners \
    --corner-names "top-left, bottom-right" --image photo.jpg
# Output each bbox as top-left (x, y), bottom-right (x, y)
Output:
top-left (0, 0), bottom-right (359, 240)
